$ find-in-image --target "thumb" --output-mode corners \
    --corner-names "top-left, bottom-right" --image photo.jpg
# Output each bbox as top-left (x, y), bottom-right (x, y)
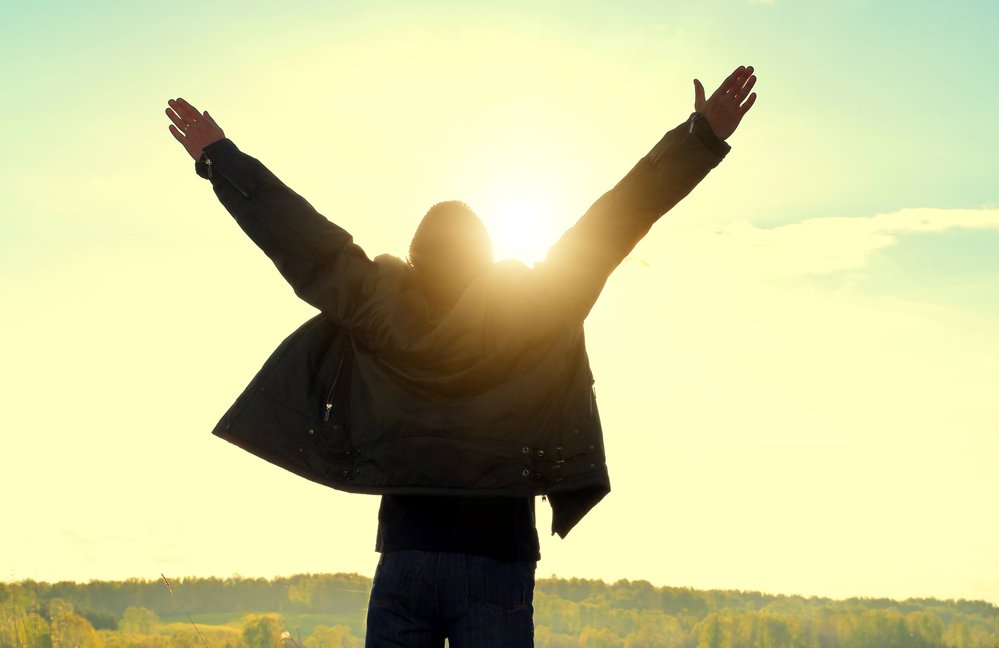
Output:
top-left (693, 79), bottom-right (705, 108)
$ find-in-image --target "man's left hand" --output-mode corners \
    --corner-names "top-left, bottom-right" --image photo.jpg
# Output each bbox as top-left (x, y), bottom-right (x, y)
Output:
top-left (693, 66), bottom-right (758, 141)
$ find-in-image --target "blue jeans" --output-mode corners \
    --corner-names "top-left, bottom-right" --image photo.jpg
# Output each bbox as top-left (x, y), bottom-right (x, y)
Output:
top-left (365, 551), bottom-right (536, 647)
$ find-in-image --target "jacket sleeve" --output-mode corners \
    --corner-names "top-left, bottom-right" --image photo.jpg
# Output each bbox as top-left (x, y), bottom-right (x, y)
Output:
top-left (199, 138), bottom-right (375, 324)
top-left (536, 113), bottom-right (731, 323)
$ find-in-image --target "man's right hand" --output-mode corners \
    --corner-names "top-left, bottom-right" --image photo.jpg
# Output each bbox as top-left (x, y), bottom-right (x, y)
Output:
top-left (166, 98), bottom-right (225, 160)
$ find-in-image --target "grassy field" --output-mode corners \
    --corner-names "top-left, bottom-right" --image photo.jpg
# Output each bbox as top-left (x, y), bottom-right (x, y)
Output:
top-left (159, 612), bottom-right (366, 639)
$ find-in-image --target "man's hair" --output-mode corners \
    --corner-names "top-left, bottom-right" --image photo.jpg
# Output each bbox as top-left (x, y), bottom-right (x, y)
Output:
top-left (408, 200), bottom-right (493, 270)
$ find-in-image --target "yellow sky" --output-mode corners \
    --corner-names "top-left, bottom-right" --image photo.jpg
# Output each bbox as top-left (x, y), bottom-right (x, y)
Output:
top-left (2, 2), bottom-right (998, 605)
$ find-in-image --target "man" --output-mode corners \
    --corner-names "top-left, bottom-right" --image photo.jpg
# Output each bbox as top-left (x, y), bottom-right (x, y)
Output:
top-left (166, 65), bottom-right (756, 647)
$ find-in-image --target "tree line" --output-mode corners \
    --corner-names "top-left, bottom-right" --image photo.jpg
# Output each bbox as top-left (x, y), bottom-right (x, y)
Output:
top-left (2, 574), bottom-right (997, 647)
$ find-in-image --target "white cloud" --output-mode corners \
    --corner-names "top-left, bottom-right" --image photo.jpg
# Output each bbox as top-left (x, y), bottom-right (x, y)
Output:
top-left (652, 206), bottom-right (999, 280)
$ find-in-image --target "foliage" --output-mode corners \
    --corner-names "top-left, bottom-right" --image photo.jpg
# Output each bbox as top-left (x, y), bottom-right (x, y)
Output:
top-left (302, 624), bottom-right (360, 648)
top-left (48, 599), bottom-right (100, 648)
top-left (241, 615), bottom-right (283, 648)
top-left (120, 607), bottom-right (160, 635)
top-left (2, 574), bottom-right (997, 648)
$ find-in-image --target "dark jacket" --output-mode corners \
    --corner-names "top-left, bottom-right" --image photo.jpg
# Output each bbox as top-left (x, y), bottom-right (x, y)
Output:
top-left (201, 114), bottom-right (730, 538)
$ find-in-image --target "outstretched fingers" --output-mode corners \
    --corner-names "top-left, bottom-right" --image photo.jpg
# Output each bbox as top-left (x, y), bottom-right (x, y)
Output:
top-left (168, 123), bottom-right (186, 141)
top-left (734, 73), bottom-right (757, 103)
top-left (201, 109), bottom-right (220, 128)
top-left (165, 106), bottom-right (188, 133)
top-left (712, 65), bottom-right (746, 99)
top-left (180, 98), bottom-right (204, 123)
top-left (168, 98), bottom-right (201, 127)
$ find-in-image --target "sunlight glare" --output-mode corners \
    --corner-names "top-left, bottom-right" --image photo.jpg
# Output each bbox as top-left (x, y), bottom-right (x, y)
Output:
top-left (481, 184), bottom-right (562, 266)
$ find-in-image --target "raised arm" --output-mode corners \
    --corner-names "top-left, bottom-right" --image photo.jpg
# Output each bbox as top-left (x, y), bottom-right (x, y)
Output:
top-left (165, 98), bottom-right (375, 325)
top-left (537, 66), bottom-right (757, 323)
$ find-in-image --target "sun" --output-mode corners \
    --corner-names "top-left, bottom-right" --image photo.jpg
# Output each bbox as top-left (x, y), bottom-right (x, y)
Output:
top-left (479, 184), bottom-right (564, 267)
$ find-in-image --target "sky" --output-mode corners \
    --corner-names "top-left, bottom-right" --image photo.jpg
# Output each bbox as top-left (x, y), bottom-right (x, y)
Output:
top-left (2, 0), bottom-right (998, 606)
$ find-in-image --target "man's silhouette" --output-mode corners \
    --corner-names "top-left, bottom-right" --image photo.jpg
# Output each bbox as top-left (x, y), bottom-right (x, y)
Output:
top-left (166, 65), bottom-right (757, 648)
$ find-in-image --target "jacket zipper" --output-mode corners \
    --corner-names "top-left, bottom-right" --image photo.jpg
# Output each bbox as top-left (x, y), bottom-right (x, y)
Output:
top-left (323, 350), bottom-right (348, 422)
top-left (201, 149), bottom-right (251, 198)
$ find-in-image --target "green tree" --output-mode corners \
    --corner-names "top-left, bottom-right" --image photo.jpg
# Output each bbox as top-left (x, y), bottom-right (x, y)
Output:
top-left (537, 592), bottom-right (582, 636)
top-left (579, 626), bottom-right (623, 648)
top-left (854, 609), bottom-right (907, 648)
top-left (786, 616), bottom-right (818, 648)
top-left (535, 625), bottom-right (584, 648)
top-left (696, 614), bottom-right (726, 648)
top-left (97, 629), bottom-right (174, 648)
top-left (967, 623), bottom-right (996, 648)
top-left (624, 611), bottom-right (687, 648)
top-left (816, 611), bottom-right (855, 648)
top-left (22, 613), bottom-right (53, 648)
top-left (905, 611), bottom-right (942, 647)
top-left (48, 601), bottom-right (100, 648)
top-left (118, 607), bottom-right (159, 635)
top-left (241, 615), bottom-right (283, 648)
top-left (1, 606), bottom-right (51, 648)
top-left (755, 615), bottom-right (792, 648)
top-left (303, 624), bottom-right (359, 648)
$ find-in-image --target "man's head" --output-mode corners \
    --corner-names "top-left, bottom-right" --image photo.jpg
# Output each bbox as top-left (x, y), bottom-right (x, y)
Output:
top-left (408, 201), bottom-right (493, 309)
